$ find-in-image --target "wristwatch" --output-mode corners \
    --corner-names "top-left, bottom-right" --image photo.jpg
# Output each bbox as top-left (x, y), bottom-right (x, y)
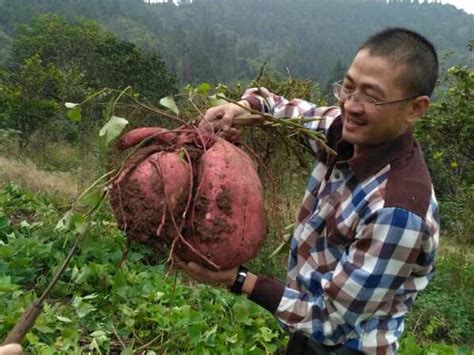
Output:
top-left (229, 265), bottom-right (248, 294)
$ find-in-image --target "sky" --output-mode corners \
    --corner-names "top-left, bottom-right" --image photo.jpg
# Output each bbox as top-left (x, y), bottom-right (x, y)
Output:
top-left (440, 0), bottom-right (474, 14)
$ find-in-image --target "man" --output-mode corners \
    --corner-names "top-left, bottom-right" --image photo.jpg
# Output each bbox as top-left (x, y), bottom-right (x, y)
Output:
top-left (176, 28), bottom-right (440, 354)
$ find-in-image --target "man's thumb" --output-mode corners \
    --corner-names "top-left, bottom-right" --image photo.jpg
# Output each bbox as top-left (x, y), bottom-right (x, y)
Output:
top-left (0, 344), bottom-right (22, 355)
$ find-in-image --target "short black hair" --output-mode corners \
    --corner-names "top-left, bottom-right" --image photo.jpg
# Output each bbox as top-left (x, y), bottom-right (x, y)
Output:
top-left (359, 28), bottom-right (438, 97)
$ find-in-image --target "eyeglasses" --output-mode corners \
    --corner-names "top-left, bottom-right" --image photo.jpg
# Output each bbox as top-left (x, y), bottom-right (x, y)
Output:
top-left (332, 80), bottom-right (418, 109)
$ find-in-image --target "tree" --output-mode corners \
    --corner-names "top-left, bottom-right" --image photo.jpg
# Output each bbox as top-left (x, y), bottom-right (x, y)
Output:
top-left (88, 34), bottom-right (177, 102)
top-left (1, 14), bottom-right (176, 143)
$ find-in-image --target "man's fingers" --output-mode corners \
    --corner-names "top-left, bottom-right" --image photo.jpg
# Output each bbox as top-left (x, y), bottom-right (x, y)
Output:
top-left (0, 344), bottom-right (22, 355)
top-left (198, 115), bottom-right (218, 131)
top-left (221, 112), bottom-right (234, 132)
top-left (217, 127), bottom-right (240, 142)
top-left (173, 255), bottom-right (206, 278)
top-left (200, 106), bottom-right (223, 129)
top-left (173, 254), bottom-right (236, 285)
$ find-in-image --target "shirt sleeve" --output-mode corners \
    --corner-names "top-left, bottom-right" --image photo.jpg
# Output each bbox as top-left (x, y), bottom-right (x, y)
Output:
top-left (241, 87), bottom-right (340, 154)
top-left (249, 207), bottom-right (435, 343)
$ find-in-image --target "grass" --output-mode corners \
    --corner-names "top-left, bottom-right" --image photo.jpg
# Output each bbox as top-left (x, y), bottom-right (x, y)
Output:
top-left (0, 156), bottom-right (79, 202)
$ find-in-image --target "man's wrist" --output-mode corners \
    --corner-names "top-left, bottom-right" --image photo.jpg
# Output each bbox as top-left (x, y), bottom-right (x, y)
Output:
top-left (241, 272), bottom-right (257, 295)
top-left (227, 267), bottom-right (257, 296)
top-left (237, 99), bottom-right (251, 110)
top-left (229, 265), bottom-right (248, 294)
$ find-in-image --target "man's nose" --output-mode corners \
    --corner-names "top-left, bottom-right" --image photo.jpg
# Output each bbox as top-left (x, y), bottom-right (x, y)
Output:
top-left (343, 94), bottom-right (364, 114)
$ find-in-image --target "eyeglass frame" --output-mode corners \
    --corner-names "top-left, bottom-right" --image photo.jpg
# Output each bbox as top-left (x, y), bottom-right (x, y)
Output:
top-left (332, 80), bottom-right (419, 108)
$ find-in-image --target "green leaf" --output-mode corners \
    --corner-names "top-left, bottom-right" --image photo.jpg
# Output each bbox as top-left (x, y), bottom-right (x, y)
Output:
top-left (56, 211), bottom-right (88, 235)
top-left (178, 148), bottom-right (186, 161)
top-left (159, 96), bottom-right (179, 115)
top-left (90, 330), bottom-right (108, 346)
top-left (20, 220), bottom-right (31, 229)
top-left (203, 324), bottom-right (217, 341)
top-left (226, 333), bottom-right (238, 344)
top-left (71, 266), bottom-right (79, 280)
top-left (0, 214), bottom-right (9, 229)
top-left (195, 82), bottom-right (211, 95)
top-left (57, 316), bottom-right (73, 323)
top-left (90, 330), bottom-right (106, 338)
top-left (84, 293), bottom-right (98, 300)
top-left (75, 221), bottom-right (89, 235)
top-left (209, 94), bottom-right (228, 107)
top-left (67, 107), bottom-right (81, 121)
top-left (55, 210), bottom-right (73, 231)
top-left (121, 348), bottom-right (134, 355)
top-left (258, 327), bottom-right (276, 342)
top-left (71, 213), bottom-right (89, 236)
top-left (25, 333), bottom-right (40, 346)
top-left (99, 115), bottom-right (129, 145)
top-left (0, 276), bottom-right (19, 292)
top-left (72, 296), bottom-right (96, 318)
top-left (79, 190), bottom-right (103, 208)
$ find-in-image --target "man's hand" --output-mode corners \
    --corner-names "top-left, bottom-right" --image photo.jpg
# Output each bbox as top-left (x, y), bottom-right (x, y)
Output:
top-left (173, 255), bottom-right (258, 295)
top-left (173, 255), bottom-right (238, 287)
top-left (199, 101), bottom-right (250, 141)
top-left (0, 344), bottom-right (22, 355)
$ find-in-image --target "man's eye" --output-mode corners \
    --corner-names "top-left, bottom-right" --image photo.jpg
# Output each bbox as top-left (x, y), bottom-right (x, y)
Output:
top-left (363, 95), bottom-right (379, 103)
top-left (342, 86), bottom-right (354, 93)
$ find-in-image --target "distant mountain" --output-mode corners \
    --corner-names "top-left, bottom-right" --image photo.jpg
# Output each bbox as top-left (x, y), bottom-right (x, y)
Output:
top-left (0, 0), bottom-right (472, 86)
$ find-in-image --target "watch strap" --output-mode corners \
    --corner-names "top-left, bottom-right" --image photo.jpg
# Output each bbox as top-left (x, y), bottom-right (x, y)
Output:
top-left (229, 265), bottom-right (248, 294)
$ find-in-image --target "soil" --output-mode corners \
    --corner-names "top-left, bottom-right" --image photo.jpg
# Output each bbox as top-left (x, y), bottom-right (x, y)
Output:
top-left (215, 186), bottom-right (233, 216)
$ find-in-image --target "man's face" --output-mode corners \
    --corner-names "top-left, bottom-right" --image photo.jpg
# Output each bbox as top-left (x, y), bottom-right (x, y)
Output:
top-left (340, 49), bottom-right (413, 147)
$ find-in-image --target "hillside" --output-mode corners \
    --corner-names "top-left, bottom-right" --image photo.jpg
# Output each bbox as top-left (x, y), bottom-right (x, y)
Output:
top-left (0, 0), bottom-right (472, 86)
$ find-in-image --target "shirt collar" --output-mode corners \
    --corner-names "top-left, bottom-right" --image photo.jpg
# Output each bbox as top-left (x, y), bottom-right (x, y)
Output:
top-left (327, 116), bottom-right (416, 181)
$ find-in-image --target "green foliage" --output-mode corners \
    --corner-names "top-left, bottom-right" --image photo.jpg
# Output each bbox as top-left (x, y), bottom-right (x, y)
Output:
top-left (415, 63), bottom-right (474, 200)
top-left (89, 34), bottom-right (177, 103)
top-left (10, 13), bottom-right (176, 103)
top-left (399, 334), bottom-right (472, 355)
top-left (0, 0), bottom-right (472, 86)
top-left (404, 254), bottom-right (474, 345)
top-left (0, 13), bottom-right (176, 147)
top-left (0, 54), bottom-right (83, 142)
top-left (414, 62), bottom-right (474, 281)
top-left (0, 183), bottom-right (288, 353)
top-left (12, 14), bottom-right (102, 71)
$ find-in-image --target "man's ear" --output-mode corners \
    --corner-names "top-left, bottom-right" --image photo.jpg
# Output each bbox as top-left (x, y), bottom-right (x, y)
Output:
top-left (407, 95), bottom-right (430, 124)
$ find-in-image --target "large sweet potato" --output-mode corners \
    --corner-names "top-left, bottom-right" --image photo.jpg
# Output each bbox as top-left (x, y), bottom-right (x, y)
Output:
top-left (109, 150), bottom-right (191, 244)
top-left (109, 127), bottom-right (266, 269)
top-left (175, 138), bottom-right (266, 269)
top-left (118, 127), bottom-right (177, 150)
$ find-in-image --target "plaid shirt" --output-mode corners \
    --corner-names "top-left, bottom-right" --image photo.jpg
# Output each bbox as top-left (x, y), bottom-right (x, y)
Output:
top-left (244, 88), bottom-right (440, 354)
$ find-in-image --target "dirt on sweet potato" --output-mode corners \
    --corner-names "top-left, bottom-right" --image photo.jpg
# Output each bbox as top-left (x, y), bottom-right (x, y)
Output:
top-left (109, 127), bottom-right (266, 270)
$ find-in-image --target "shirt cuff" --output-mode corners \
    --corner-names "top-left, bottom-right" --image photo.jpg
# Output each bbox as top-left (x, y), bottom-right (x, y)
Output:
top-left (242, 96), bottom-right (263, 111)
top-left (248, 275), bottom-right (285, 313)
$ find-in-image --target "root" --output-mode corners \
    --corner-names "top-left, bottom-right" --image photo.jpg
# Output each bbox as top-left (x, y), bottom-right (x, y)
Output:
top-left (149, 156), bottom-right (219, 270)
top-left (112, 126), bottom-right (223, 270)
top-left (155, 206), bottom-right (167, 237)
top-left (116, 184), bottom-right (128, 233)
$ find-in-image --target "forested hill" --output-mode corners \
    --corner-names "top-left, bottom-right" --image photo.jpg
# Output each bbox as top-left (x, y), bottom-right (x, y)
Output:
top-left (0, 0), bottom-right (472, 86)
